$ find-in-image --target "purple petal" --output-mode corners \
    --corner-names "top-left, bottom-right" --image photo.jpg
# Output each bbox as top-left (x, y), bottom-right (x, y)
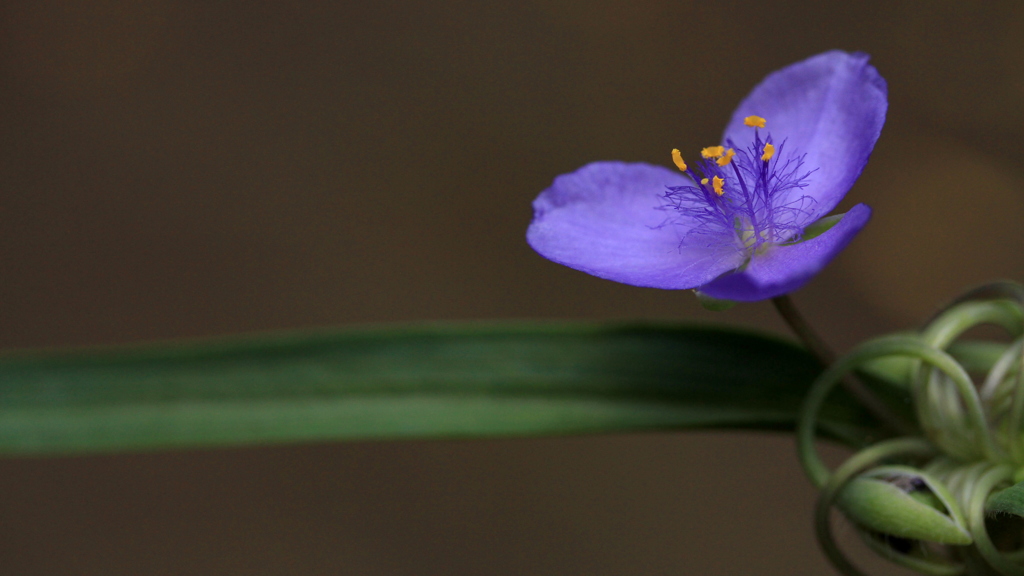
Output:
top-left (723, 51), bottom-right (887, 226)
top-left (527, 161), bottom-right (745, 289)
top-left (697, 203), bottom-right (872, 301)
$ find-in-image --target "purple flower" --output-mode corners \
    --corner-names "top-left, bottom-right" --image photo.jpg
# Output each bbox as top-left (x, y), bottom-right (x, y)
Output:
top-left (526, 51), bottom-right (886, 302)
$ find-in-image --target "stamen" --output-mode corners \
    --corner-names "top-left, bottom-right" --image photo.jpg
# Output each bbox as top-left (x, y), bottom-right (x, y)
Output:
top-left (701, 146), bottom-right (725, 159)
top-left (744, 115), bottom-right (766, 128)
top-left (671, 149), bottom-right (687, 172)
top-left (660, 115), bottom-right (814, 255)
top-left (716, 148), bottom-right (736, 166)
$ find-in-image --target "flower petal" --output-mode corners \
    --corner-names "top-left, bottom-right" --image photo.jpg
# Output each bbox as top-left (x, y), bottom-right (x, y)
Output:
top-left (527, 161), bottom-right (745, 289)
top-left (723, 51), bottom-right (887, 226)
top-left (697, 203), bottom-right (872, 301)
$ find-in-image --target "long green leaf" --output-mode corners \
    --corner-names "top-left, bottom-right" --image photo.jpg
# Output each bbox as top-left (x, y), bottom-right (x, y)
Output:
top-left (0, 322), bottom-right (874, 455)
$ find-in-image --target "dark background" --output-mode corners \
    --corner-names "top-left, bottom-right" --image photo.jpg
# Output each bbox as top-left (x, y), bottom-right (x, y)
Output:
top-left (1, 1), bottom-right (1021, 574)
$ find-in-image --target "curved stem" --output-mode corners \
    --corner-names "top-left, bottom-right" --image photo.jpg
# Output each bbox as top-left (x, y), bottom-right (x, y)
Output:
top-left (799, 335), bottom-right (999, 486)
top-left (967, 465), bottom-right (1022, 575)
top-left (773, 295), bottom-right (914, 435)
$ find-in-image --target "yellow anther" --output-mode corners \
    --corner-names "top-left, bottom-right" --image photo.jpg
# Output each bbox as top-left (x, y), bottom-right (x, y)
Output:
top-left (671, 149), bottom-right (687, 172)
top-left (700, 177), bottom-right (709, 185)
top-left (716, 148), bottom-right (736, 166)
top-left (712, 176), bottom-right (725, 196)
top-left (701, 146), bottom-right (725, 159)
top-left (761, 143), bottom-right (775, 161)
top-left (744, 115), bottom-right (767, 128)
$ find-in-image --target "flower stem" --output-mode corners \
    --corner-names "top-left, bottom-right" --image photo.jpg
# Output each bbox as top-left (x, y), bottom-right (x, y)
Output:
top-left (772, 295), bottom-right (914, 436)
top-left (772, 295), bottom-right (836, 365)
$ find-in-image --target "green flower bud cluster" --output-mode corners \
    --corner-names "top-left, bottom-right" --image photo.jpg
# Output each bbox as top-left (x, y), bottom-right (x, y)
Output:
top-left (798, 282), bottom-right (1024, 576)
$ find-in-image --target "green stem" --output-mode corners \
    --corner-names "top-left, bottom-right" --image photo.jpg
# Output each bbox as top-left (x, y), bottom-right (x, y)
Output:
top-left (772, 295), bottom-right (914, 436)
top-left (967, 465), bottom-right (1022, 575)
top-left (798, 335), bottom-right (995, 487)
top-left (772, 294), bottom-right (836, 364)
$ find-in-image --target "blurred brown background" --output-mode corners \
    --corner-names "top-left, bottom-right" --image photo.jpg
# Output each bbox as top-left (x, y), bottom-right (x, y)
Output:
top-left (0, 1), bottom-right (1022, 574)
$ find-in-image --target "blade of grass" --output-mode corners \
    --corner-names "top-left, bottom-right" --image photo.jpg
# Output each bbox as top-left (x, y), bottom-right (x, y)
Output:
top-left (0, 322), bottom-right (876, 455)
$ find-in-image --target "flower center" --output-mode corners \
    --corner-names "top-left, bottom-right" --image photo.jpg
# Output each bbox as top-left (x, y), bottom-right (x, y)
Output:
top-left (663, 116), bottom-right (817, 256)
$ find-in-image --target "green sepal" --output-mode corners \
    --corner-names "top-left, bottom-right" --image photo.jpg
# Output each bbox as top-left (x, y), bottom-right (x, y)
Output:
top-left (986, 479), bottom-right (1024, 518)
top-left (800, 213), bottom-right (845, 242)
top-left (694, 290), bottom-right (736, 311)
top-left (838, 468), bottom-right (972, 545)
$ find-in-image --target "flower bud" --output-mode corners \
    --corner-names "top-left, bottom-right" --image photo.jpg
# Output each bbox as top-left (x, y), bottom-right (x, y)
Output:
top-left (837, 469), bottom-right (971, 545)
